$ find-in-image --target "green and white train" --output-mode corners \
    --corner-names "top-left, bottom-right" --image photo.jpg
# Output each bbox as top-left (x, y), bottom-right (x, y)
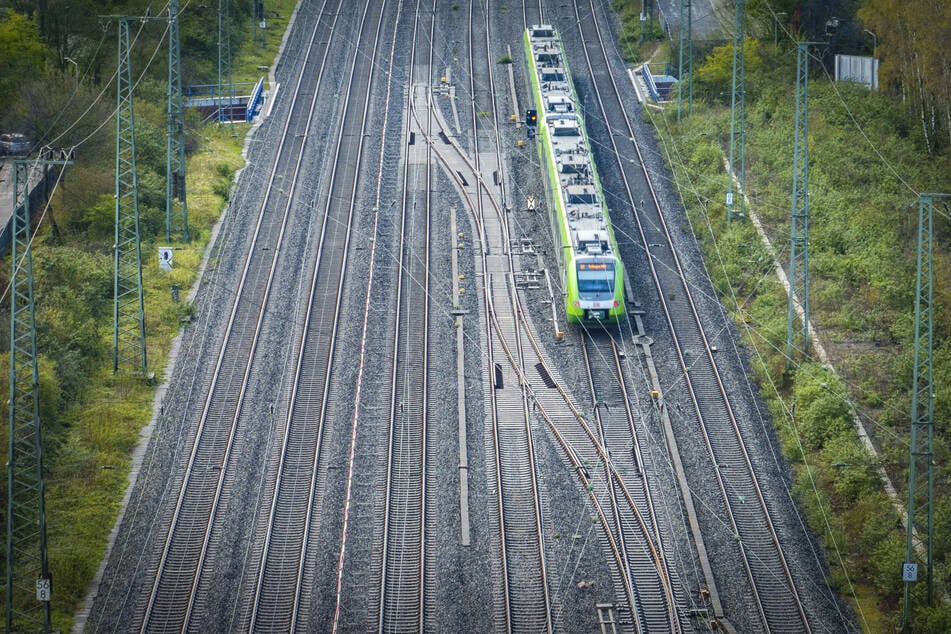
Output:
top-left (524, 24), bottom-right (625, 324)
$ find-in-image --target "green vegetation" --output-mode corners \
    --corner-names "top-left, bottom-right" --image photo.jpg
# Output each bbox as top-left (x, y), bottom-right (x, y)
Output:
top-left (859, 0), bottom-right (951, 156)
top-left (613, 0), bottom-right (950, 629)
top-left (0, 0), bottom-right (297, 629)
top-left (612, 0), bottom-right (668, 65)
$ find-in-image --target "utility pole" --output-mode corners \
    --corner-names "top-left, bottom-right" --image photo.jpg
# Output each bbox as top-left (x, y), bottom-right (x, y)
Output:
top-left (253, 0), bottom-right (265, 47)
top-left (726, 0), bottom-right (745, 220)
top-left (902, 193), bottom-right (950, 628)
top-left (774, 11), bottom-right (787, 50)
top-left (167, 0), bottom-right (189, 242)
top-left (639, 0), bottom-right (646, 44)
top-left (218, 0), bottom-right (233, 121)
top-left (785, 43), bottom-right (816, 367)
top-left (110, 16), bottom-right (148, 376)
top-left (677, 0), bottom-right (692, 121)
top-left (6, 151), bottom-right (72, 633)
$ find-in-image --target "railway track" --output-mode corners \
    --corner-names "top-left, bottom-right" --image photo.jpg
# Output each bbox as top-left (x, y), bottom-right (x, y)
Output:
top-left (140, 2), bottom-right (349, 629)
top-left (403, 2), bottom-right (552, 627)
top-left (416, 3), bottom-right (677, 630)
top-left (570, 0), bottom-right (811, 629)
top-left (246, 1), bottom-right (387, 631)
top-left (517, 4), bottom-right (685, 630)
top-left (87, 1), bottom-right (828, 630)
top-left (582, 332), bottom-right (685, 632)
top-left (378, 0), bottom-right (436, 630)
top-left (405, 2), bottom-right (690, 629)
top-left (468, 2), bottom-right (555, 630)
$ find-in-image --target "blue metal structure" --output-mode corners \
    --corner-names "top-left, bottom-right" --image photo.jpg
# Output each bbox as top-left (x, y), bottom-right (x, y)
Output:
top-left (246, 77), bottom-right (266, 122)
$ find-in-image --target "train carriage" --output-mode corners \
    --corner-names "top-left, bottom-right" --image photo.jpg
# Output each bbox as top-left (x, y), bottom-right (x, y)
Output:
top-left (524, 24), bottom-right (625, 324)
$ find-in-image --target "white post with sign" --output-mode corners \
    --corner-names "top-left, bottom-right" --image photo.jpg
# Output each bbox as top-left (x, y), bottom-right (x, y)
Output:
top-left (36, 577), bottom-right (51, 602)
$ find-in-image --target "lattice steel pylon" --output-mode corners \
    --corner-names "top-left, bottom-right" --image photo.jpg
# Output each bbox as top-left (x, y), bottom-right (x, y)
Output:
top-left (726, 0), bottom-right (745, 220)
top-left (902, 193), bottom-right (950, 628)
top-left (677, 0), bottom-right (692, 121)
top-left (218, 0), bottom-right (233, 121)
top-left (113, 17), bottom-right (148, 375)
top-left (166, 0), bottom-right (189, 242)
top-left (6, 154), bottom-right (70, 633)
top-left (785, 43), bottom-right (814, 367)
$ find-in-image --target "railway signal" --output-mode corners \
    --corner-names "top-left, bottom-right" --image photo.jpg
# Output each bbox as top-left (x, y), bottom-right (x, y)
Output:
top-left (526, 109), bottom-right (537, 126)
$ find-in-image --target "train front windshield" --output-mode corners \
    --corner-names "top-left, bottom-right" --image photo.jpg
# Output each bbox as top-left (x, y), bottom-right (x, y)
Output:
top-left (577, 261), bottom-right (615, 300)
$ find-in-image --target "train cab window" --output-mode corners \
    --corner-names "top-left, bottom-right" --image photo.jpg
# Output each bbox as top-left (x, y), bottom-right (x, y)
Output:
top-left (577, 261), bottom-right (615, 299)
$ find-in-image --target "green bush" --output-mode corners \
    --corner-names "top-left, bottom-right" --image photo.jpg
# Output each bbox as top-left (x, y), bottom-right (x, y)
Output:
top-left (793, 366), bottom-right (853, 453)
top-left (694, 38), bottom-right (765, 103)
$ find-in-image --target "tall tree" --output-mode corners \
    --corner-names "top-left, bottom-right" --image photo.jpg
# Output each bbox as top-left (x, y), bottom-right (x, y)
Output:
top-left (860, 0), bottom-right (951, 154)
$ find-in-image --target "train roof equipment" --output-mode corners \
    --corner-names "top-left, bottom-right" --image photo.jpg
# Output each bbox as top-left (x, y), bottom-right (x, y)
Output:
top-left (527, 25), bottom-right (616, 262)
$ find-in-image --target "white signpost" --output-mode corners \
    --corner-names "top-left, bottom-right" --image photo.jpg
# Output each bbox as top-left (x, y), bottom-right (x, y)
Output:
top-left (159, 247), bottom-right (174, 271)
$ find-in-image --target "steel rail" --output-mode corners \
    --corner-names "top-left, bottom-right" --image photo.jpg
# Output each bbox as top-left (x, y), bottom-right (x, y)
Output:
top-left (418, 52), bottom-right (667, 630)
top-left (522, 0), bottom-right (544, 31)
top-left (245, 1), bottom-right (386, 631)
top-left (378, 0), bottom-right (436, 630)
top-left (519, 5), bottom-right (679, 629)
top-left (582, 333), bottom-right (682, 631)
top-left (574, 0), bottom-right (810, 629)
top-left (470, 1), bottom-right (553, 630)
top-left (140, 3), bottom-right (341, 630)
top-left (466, 2), bottom-right (512, 630)
top-left (319, 1), bottom-right (393, 630)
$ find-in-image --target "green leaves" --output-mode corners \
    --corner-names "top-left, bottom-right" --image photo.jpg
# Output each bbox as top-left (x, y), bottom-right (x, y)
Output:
top-left (859, 0), bottom-right (951, 154)
top-left (0, 10), bottom-right (48, 102)
top-left (694, 38), bottom-right (765, 103)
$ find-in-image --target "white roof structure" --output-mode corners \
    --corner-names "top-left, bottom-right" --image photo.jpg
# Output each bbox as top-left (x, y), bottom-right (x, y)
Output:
top-left (528, 25), bottom-right (613, 257)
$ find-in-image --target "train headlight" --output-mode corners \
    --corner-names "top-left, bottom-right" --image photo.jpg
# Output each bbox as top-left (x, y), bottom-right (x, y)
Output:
top-left (613, 300), bottom-right (619, 307)
top-left (573, 300), bottom-right (580, 308)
